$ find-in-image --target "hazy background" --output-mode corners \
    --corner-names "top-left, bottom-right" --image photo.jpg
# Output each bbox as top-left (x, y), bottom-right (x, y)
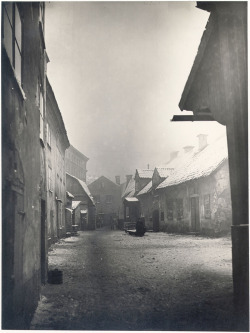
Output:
top-left (45, 1), bottom-right (226, 183)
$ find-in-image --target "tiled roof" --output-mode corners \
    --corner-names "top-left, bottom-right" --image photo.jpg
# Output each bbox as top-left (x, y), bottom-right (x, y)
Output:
top-left (136, 169), bottom-right (154, 178)
top-left (157, 135), bottom-right (228, 189)
top-left (137, 181), bottom-right (152, 196)
top-left (72, 201), bottom-right (81, 209)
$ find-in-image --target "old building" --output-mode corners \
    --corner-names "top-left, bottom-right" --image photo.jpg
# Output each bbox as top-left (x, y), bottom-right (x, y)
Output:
top-left (65, 191), bottom-right (74, 235)
top-left (2, 2), bottom-right (48, 328)
top-left (156, 135), bottom-right (231, 235)
top-left (176, 2), bottom-right (248, 325)
top-left (46, 77), bottom-right (70, 245)
top-left (66, 145), bottom-right (89, 182)
top-left (88, 175), bottom-right (122, 226)
top-left (66, 173), bottom-right (96, 230)
top-left (134, 169), bottom-right (154, 194)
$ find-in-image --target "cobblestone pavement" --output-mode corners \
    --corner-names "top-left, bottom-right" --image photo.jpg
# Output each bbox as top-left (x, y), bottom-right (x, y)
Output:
top-left (30, 228), bottom-right (240, 331)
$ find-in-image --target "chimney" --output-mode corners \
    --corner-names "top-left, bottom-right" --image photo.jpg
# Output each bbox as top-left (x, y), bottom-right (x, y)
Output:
top-left (170, 151), bottom-right (179, 161)
top-left (126, 175), bottom-right (133, 185)
top-left (197, 134), bottom-right (208, 151)
top-left (183, 145), bottom-right (194, 153)
top-left (115, 175), bottom-right (120, 185)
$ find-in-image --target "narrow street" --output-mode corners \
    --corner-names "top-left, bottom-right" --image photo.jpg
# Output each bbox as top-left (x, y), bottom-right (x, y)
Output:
top-left (30, 228), bottom-right (238, 331)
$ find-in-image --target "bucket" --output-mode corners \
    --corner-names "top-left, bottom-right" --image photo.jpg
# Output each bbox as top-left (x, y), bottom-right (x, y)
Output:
top-left (48, 269), bottom-right (63, 284)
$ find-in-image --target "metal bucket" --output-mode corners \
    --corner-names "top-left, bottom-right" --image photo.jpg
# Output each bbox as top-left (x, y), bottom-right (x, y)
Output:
top-left (48, 269), bottom-right (63, 284)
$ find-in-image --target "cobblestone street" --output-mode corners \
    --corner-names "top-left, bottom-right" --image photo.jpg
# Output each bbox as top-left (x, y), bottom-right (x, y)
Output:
top-left (30, 228), bottom-right (238, 331)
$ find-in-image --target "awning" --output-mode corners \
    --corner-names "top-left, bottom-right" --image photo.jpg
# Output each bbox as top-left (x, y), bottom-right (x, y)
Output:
top-left (80, 209), bottom-right (87, 214)
top-left (124, 197), bottom-right (139, 202)
top-left (65, 208), bottom-right (73, 213)
top-left (66, 191), bottom-right (74, 198)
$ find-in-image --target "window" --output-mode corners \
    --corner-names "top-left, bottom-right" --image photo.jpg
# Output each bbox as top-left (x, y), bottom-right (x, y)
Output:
top-left (94, 195), bottom-right (100, 204)
top-left (167, 200), bottom-right (173, 220)
top-left (204, 194), bottom-right (211, 219)
top-left (37, 80), bottom-right (44, 143)
top-left (47, 123), bottom-right (51, 147)
top-left (176, 199), bottom-right (183, 220)
top-left (161, 212), bottom-right (164, 221)
top-left (48, 166), bottom-right (52, 191)
top-left (39, 3), bottom-right (45, 31)
top-left (2, 3), bottom-right (22, 84)
top-left (106, 195), bottom-right (113, 204)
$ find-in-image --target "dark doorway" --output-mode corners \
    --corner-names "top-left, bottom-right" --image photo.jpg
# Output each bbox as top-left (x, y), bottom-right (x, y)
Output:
top-left (191, 197), bottom-right (200, 231)
top-left (153, 209), bottom-right (160, 232)
top-left (41, 199), bottom-right (46, 284)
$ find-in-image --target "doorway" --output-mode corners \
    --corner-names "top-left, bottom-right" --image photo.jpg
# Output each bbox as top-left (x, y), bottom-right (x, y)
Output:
top-left (153, 209), bottom-right (160, 232)
top-left (41, 199), bottom-right (46, 284)
top-left (191, 197), bottom-right (200, 231)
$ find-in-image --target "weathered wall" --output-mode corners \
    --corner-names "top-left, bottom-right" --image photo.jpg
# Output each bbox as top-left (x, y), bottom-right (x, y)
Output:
top-left (46, 80), bottom-right (69, 244)
top-left (159, 162), bottom-right (232, 235)
top-left (2, 3), bottom-right (45, 328)
top-left (65, 145), bottom-right (88, 182)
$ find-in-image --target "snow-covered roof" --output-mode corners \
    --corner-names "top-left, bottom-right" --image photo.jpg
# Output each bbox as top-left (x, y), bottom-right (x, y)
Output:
top-left (157, 135), bottom-right (228, 189)
top-left (81, 209), bottom-right (88, 214)
top-left (67, 173), bottom-right (95, 205)
top-left (137, 181), bottom-right (152, 196)
top-left (124, 197), bottom-right (139, 202)
top-left (66, 191), bottom-right (74, 198)
top-left (122, 178), bottom-right (135, 198)
top-left (155, 167), bottom-right (173, 178)
top-left (72, 201), bottom-right (81, 209)
top-left (136, 169), bottom-right (154, 178)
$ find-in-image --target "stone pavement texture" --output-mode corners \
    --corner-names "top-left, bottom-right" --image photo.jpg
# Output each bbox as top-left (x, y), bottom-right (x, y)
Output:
top-left (30, 228), bottom-right (240, 331)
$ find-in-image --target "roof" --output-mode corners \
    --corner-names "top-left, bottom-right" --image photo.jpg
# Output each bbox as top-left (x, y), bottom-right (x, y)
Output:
top-left (66, 191), bottom-right (74, 198)
top-left (65, 208), bottom-right (73, 213)
top-left (72, 201), bottom-right (81, 209)
top-left (80, 209), bottom-right (88, 214)
top-left (67, 173), bottom-right (95, 205)
top-left (66, 145), bottom-right (89, 161)
top-left (124, 197), bottom-right (139, 202)
top-left (155, 167), bottom-right (173, 178)
top-left (122, 178), bottom-right (135, 199)
top-left (136, 169), bottom-right (154, 179)
top-left (137, 181), bottom-right (152, 196)
top-left (157, 135), bottom-right (228, 190)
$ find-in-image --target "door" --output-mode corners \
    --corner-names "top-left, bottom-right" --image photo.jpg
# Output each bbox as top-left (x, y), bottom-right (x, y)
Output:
top-left (191, 197), bottom-right (200, 231)
top-left (153, 209), bottom-right (160, 232)
top-left (41, 199), bottom-right (46, 284)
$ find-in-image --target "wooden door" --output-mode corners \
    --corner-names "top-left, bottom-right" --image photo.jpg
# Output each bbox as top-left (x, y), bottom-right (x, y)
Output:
top-left (191, 197), bottom-right (200, 231)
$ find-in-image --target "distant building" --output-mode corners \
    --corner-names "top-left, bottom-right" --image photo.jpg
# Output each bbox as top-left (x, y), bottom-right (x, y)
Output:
top-left (88, 176), bottom-right (123, 226)
top-left (46, 77), bottom-right (70, 245)
top-left (2, 2), bottom-right (48, 328)
top-left (65, 145), bottom-right (88, 182)
top-left (66, 173), bottom-right (96, 230)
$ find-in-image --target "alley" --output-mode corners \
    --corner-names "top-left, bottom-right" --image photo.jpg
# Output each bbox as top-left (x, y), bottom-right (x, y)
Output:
top-left (30, 229), bottom-right (238, 331)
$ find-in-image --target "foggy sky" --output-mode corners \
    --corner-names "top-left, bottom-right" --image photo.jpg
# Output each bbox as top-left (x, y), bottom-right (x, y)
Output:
top-left (45, 1), bottom-right (226, 183)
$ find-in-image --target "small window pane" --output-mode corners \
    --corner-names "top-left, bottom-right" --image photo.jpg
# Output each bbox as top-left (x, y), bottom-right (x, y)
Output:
top-left (3, 9), bottom-right (13, 64)
top-left (4, 3), bottom-right (13, 26)
top-left (15, 5), bottom-right (22, 49)
top-left (15, 45), bottom-right (21, 83)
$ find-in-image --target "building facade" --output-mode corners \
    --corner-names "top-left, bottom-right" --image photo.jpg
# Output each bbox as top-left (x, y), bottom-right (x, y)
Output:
top-left (46, 78), bottom-right (70, 245)
top-left (65, 145), bottom-right (89, 182)
top-left (88, 176), bottom-right (122, 226)
top-left (2, 2), bottom-right (48, 328)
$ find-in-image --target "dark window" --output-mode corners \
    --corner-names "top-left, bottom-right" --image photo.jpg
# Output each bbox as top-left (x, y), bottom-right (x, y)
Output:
top-left (176, 199), bottom-right (183, 220)
top-left (2, 3), bottom-right (22, 84)
top-left (161, 212), bottom-right (164, 221)
top-left (94, 195), bottom-right (100, 204)
top-left (204, 194), bottom-right (211, 219)
top-left (167, 200), bottom-right (173, 220)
